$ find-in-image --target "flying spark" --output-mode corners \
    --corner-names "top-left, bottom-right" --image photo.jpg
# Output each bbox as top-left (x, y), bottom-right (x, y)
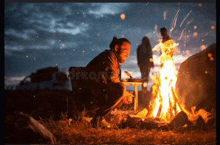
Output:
top-left (155, 25), bottom-right (158, 33)
top-left (180, 10), bottom-right (192, 27)
top-left (178, 27), bottom-right (186, 41)
top-left (186, 50), bottom-right (190, 54)
top-left (193, 32), bottom-right (198, 37)
top-left (208, 53), bottom-right (212, 57)
top-left (170, 9), bottom-right (180, 32)
top-left (198, 3), bottom-right (202, 7)
top-left (120, 13), bottom-right (126, 20)
top-left (163, 10), bottom-right (168, 20)
top-left (200, 45), bottom-right (206, 50)
top-left (211, 26), bottom-right (215, 30)
top-left (187, 18), bottom-right (194, 25)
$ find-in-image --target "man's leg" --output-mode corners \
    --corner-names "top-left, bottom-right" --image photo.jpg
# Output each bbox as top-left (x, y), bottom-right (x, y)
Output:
top-left (91, 83), bottom-right (125, 127)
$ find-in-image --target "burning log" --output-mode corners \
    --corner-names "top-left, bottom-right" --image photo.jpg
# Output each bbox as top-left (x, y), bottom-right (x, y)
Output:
top-left (168, 111), bottom-right (190, 130)
top-left (115, 107), bottom-right (215, 131)
top-left (121, 108), bottom-right (148, 128)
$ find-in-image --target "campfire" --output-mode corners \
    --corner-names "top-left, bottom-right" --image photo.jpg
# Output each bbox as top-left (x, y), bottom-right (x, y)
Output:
top-left (148, 40), bottom-right (187, 122)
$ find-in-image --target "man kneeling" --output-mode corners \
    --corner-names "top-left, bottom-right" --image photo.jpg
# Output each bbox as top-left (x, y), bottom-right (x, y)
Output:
top-left (71, 36), bottom-right (134, 127)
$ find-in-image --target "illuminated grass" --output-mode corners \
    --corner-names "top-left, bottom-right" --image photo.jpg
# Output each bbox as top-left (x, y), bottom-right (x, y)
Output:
top-left (42, 117), bottom-right (216, 144)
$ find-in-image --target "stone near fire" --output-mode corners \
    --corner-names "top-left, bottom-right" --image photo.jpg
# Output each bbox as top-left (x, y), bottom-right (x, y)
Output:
top-left (176, 43), bottom-right (216, 112)
top-left (5, 112), bottom-right (56, 144)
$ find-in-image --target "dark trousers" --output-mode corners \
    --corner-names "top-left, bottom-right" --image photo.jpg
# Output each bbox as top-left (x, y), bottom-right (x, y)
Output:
top-left (92, 82), bottom-right (126, 118)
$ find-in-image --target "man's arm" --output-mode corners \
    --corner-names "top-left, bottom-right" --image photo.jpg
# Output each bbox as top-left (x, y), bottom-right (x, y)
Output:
top-left (104, 52), bottom-right (121, 84)
top-left (104, 52), bottom-right (134, 104)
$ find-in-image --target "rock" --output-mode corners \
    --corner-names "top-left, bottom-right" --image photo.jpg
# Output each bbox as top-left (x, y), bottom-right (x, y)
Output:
top-left (5, 112), bottom-right (56, 144)
top-left (176, 43), bottom-right (216, 112)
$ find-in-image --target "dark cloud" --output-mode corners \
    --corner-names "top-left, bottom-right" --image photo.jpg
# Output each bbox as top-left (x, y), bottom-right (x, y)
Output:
top-left (4, 3), bottom-right (216, 85)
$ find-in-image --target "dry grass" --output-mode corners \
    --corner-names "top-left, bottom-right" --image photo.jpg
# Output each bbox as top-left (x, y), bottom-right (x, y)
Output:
top-left (40, 116), bottom-right (216, 144)
top-left (4, 90), bottom-right (216, 144)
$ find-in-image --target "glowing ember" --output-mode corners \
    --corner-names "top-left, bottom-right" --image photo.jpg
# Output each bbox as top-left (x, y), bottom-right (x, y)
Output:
top-left (186, 50), bottom-right (190, 54)
top-left (193, 32), bottom-right (198, 37)
top-left (208, 53), bottom-right (212, 57)
top-left (155, 25), bottom-right (158, 33)
top-left (150, 39), bottom-right (182, 121)
top-left (198, 3), bottom-right (202, 7)
top-left (120, 13), bottom-right (126, 20)
top-left (211, 26), bottom-right (215, 30)
top-left (200, 45), bottom-right (206, 51)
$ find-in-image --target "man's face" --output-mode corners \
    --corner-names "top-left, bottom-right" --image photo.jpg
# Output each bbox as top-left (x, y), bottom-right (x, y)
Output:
top-left (118, 42), bottom-right (131, 64)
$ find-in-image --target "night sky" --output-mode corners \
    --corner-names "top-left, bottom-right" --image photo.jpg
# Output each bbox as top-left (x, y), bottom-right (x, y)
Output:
top-left (5, 2), bottom-right (216, 87)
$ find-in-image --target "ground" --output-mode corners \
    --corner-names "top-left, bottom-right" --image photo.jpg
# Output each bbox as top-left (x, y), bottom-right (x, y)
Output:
top-left (40, 116), bottom-right (216, 144)
top-left (4, 90), bottom-right (216, 144)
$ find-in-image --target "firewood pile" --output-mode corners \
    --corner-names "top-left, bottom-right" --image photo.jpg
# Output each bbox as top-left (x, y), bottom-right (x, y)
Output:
top-left (102, 107), bottom-right (216, 131)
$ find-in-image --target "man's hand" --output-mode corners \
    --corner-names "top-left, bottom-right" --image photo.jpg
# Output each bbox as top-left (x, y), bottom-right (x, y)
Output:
top-left (122, 91), bottom-right (134, 104)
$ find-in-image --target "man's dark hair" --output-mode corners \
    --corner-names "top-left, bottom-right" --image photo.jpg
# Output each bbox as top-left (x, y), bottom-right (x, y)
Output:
top-left (109, 36), bottom-right (130, 50)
